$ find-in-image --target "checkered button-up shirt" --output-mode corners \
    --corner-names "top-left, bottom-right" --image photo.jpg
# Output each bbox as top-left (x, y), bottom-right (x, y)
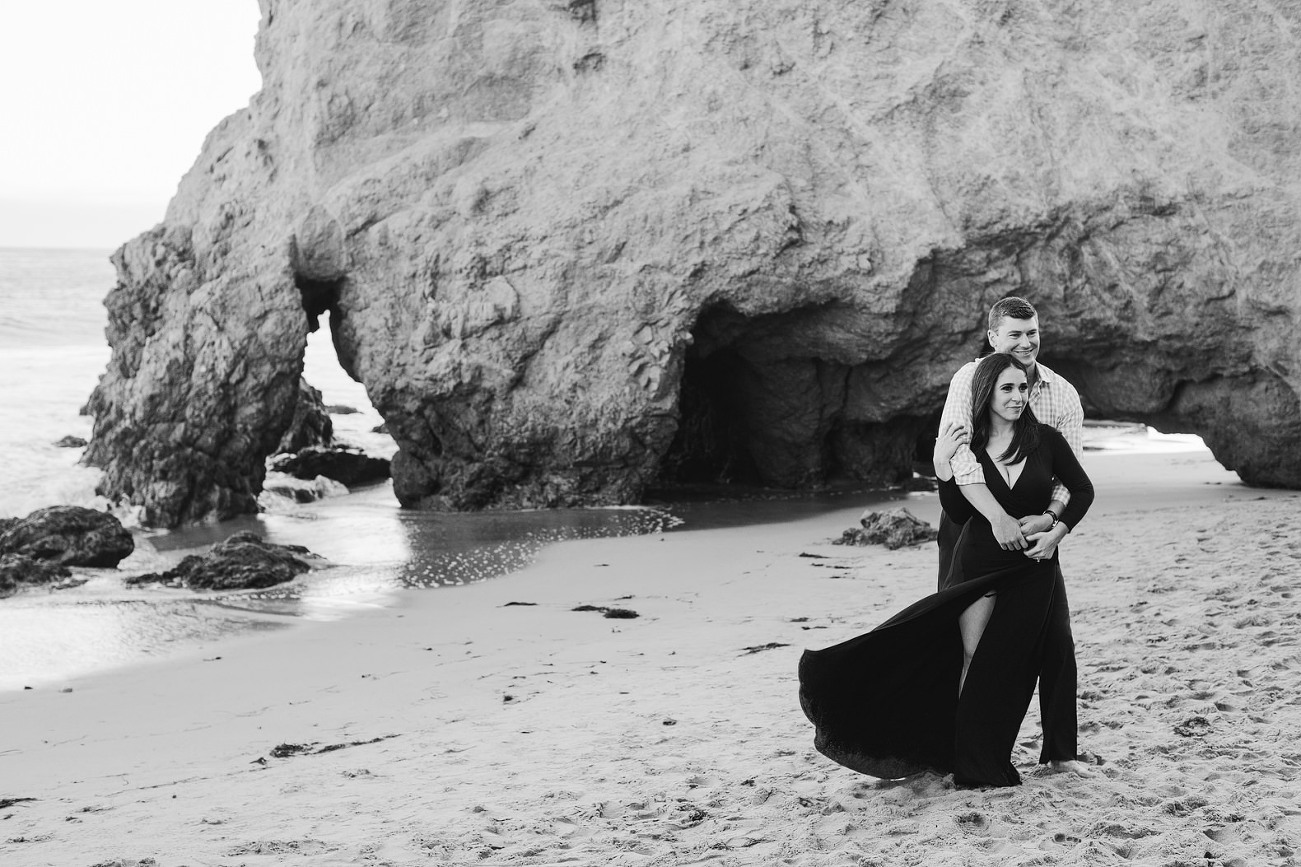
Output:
top-left (939, 359), bottom-right (1084, 506)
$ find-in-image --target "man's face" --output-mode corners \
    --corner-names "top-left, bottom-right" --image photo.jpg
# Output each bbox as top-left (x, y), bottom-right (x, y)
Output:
top-left (988, 315), bottom-right (1040, 369)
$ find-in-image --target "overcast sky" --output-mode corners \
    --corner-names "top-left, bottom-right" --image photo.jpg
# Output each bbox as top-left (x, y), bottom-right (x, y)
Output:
top-left (0, 2), bottom-right (262, 249)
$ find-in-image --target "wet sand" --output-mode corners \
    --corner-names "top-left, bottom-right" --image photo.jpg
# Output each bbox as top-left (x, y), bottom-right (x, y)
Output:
top-left (1, 448), bottom-right (1299, 866)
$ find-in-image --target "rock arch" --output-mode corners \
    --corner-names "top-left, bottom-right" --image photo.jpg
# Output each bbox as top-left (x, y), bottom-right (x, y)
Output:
top-left (84, 0), bottom-right (1301, 526)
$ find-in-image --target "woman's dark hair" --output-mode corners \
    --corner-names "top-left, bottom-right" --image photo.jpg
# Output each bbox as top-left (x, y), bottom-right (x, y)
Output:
top-left (970, 352), bottom-right (1040, 464)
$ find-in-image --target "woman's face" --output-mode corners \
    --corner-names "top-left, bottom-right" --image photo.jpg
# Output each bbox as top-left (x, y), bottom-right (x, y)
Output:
top-left (988, 366), bottom-right (1029, 425)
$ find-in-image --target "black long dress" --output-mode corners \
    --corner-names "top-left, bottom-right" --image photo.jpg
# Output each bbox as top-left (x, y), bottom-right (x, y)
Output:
top-left (798, 427), bottom-right (1093, 787)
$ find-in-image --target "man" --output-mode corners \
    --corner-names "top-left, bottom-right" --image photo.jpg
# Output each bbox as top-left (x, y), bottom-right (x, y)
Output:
top-left (937, 296), bottom-right (1084, 587)
top-left (936, 295), bottom-right (1092, 777)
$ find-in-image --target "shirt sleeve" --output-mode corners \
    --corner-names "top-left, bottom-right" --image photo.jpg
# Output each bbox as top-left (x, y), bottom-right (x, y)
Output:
top-left (1048, 380), bottom-right (1085, 505)
top-left (937, 476), bottom-right (977, 524)
top-left (1045, 427), bottom-right (1094, 530)
top-left (940, 362), bottom-right (985, 486)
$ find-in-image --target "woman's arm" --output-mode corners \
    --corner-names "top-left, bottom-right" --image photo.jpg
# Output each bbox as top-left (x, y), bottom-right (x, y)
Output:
top-left (1049, 428), bottom-right (1094, 531)
top-left (1023, 428), bottom-right (1094, 560)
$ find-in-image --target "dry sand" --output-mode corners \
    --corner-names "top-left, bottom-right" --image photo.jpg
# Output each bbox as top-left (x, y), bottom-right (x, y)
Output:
top-left (2, 449), bottom-right (1299, 866)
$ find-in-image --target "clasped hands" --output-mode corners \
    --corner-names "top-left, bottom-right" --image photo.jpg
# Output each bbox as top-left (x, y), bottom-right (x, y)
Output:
top-left (994, 513), bottom-right (1066, 560)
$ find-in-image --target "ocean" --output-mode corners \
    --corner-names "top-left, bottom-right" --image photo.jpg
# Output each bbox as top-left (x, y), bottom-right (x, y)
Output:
top-left (0, 247), bottom-right (1209, 692)
top-left (0, 248), bottom-right (691, 691)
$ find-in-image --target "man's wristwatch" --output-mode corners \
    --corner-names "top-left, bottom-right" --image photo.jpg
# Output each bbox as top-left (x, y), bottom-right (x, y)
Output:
top-left (1043, 508), bottom-right (1060, 530)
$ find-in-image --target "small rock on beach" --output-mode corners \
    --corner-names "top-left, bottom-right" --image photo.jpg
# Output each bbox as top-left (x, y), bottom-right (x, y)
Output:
top-left (834, 507), bottom-right (938, 550)
top-left (126, 531), bottom-right (319, 591)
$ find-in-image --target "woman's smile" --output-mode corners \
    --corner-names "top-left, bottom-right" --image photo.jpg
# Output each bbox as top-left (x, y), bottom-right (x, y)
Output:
top-left (991, 368), bottom-right (1030, 423)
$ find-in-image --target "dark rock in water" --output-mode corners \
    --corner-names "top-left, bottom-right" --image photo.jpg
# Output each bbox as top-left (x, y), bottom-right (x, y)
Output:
top-left (0, 506), bottom-right (134, 567)
top-left (81, 0), bottom-right (1301, 526)
top-left (261, 475), bottom-right (346, 504)
top-left (0, 553), bottom-right (73, 597)
top-left (276, 378), bottom-right (334, 455)
top-left (270, 446), bottom-right (390, 487)
top-left (835, 508), bottom-right (937, 550)
top-left (325, 404), bottom-right (360, 415)
top-left (127, 530), bottom-right (315, 591)
top-left (53, 435), bottom-right (88, 448)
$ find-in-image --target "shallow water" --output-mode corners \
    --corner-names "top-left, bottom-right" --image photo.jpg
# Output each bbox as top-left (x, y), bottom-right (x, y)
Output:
top-left (0, 487), bottom-right (890, 691)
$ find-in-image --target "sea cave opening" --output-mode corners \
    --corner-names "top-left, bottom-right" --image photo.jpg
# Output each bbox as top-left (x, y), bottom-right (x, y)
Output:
top-left (292, 273), bottom-right (384, 447)
top-left (654, 343), bottom-right (764, 489)
top-left (262, 274), bottom-right (397, 510)
top-left (651, 303), bottom-right (926, 497)
top-left (300, 310), bottom-right (395, 462)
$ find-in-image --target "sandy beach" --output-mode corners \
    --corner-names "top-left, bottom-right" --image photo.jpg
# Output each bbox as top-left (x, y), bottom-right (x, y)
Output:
top-left (2, 448), bottom-right (1299, 866)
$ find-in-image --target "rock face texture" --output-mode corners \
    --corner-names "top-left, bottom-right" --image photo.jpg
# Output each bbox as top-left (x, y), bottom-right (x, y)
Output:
top-left (87, 0), bottom-right (1301, 525)
top-left (275, 379), bottom-right (334, 455)
top-left (0, 506), bottom-right (135, 568)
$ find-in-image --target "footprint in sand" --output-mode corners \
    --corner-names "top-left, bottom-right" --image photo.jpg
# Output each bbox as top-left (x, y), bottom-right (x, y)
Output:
top-left (1087, 819), bottom-right (1156, 839)
top-left (1173, 716), bottom-right (1212, 737)
top-left (1162, 795), bottom-right (1210, 816)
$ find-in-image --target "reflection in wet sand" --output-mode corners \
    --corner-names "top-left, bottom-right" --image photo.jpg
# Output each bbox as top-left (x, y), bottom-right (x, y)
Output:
top-left (0, 592), bottom-right (286, 692)
top-left (391, 506), bottom-right (680, 588)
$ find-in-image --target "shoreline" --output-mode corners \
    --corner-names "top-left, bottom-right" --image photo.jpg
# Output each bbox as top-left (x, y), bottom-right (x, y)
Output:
top-left (0, 440), bottom-right (1253, 692)
top-left (2, 447), bottom-right (1299, 865)
top-left (0, 467), bottom-right (919, 694)
top-left (0, 429), bottom-right (1206, 694)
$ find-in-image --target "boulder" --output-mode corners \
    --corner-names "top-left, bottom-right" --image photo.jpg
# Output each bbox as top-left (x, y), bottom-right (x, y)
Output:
top-left (53, 435), bottom-right (88, 448)
top-left (836, 508), bottom-right (938, 550)
top-left (0, 506), bottom-right (134, 567)
top-left (269, 446), bottom-right (390, 487)
top-left (126, 531), bottom-right (315, 591)
top-left (83, 0), bottom-right (1301, 526)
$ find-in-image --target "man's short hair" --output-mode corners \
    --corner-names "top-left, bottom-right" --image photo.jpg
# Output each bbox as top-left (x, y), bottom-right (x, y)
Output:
top-left (988, 296), bottom-right (1038, 331)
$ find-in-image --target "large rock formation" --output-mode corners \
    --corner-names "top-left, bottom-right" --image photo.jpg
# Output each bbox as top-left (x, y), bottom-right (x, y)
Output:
top-left (86, 0), bottom-right (1301, 526)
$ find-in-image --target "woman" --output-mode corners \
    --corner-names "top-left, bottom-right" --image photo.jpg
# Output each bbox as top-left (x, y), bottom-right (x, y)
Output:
top-left (798, 353), bottom-right (1094, 787)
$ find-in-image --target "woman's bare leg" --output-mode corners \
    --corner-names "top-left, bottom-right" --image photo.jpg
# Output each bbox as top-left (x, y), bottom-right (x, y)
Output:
top-left (958, 592), bottom-right (996, 696)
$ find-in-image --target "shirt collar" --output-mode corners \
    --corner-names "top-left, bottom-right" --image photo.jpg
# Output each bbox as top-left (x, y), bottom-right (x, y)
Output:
top-left (1033, 361), bottom-right (1060, 385)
